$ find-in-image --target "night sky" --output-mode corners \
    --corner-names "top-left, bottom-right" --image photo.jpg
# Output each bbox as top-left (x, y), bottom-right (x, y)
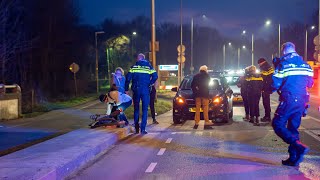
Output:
top-left (79, 0), bottom-right (318, 38)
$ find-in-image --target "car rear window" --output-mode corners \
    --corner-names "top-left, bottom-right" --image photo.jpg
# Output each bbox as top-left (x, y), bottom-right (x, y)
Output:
top-left (180, 77), bottom-right (223, 90)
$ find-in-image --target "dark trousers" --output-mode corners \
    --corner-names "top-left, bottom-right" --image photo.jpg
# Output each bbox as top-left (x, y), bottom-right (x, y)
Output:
top-left (262, 91), bottom-right (271, 118)
top-left (272, 95), bottom-right (305, 144)
top-left (242, 94), bottom-right (250, 116)
top-left (249, 94), bottom-right (261, 118)
top-left (133, 89), bottom-right (150, 131)
top-left (149, 87), bottom-right (156, 120)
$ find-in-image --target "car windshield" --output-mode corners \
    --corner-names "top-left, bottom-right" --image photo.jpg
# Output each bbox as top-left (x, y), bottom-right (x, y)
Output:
top-left (225, 76), bottom-right (240, 86)
top-left (180, 77), bottom-right (222, 90)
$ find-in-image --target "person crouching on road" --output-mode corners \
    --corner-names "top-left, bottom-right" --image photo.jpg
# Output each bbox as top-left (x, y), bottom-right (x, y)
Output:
top-left (258, 58), bottom-right (274, 122)
top-left (191, 65), bottom-right (214, 129)
top-left (246, 65), bottom-right (263, 125)
top-left (237, 67), bottom-right (251, 121)
top-left (125, 53), bottom-right (158, 134)
top-left (272, 42), bottom-right (314, 166)
top-left (104, 84), bottom-right (133, 126)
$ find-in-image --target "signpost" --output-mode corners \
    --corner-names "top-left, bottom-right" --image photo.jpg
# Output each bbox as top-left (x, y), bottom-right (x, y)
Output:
top-left (159, 65), bottom-right (179, 71)
top-left (69, 62), bottom-right (80, 96)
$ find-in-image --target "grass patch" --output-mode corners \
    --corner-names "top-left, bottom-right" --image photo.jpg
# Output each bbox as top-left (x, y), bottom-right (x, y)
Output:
top-left (157, 90), bottom-right (176, 100)
top-left (22, 94), bottom-right (98, 118)
top-left (124, 98), bottom-right (172, 119)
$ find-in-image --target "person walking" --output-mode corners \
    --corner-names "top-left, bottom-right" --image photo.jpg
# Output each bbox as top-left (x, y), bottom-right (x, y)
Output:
top-left (191, 65), bottom-right (214, 129)
top-left (237, 67), bottom-right (251, 121)
top-left (272, 42), bottom-right (314, 166)
top-left (125, 53), bottom-right (158, 134)
top-left (258, 58), bottom-right (274, 122)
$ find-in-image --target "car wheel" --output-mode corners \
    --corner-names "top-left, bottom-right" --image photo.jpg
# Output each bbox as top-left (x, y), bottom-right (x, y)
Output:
top-left (173, 109), bottom-right (182, 124)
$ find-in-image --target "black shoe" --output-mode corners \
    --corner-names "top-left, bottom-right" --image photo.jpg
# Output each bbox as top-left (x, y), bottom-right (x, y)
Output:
top-left (291, 141), bottom-right (310, 166)
top-left (135, 124), bottom-right (140, 134)
top-left (254, 117), bottom-right (260, 126)
top-left (152, 120), bottom-right (159, 124)
top-left (193, 124), bottom-right (199, 129)
top-left (141, 130), bottom-right (148, 134)
top-left (204, 125), bottom-right (213, 130)
top-left (249, 117), bottom-right (254, 123)
top-left (261, 116), bottom-right (271, 122)
top-left (282, 158), bottom-right (296, 166)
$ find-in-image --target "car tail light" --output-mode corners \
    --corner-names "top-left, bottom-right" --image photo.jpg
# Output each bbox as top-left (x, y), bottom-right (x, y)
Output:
top-left (176, 97), bottom-right (185, 104)
top-left (213, 97), bottom-right (223, 104)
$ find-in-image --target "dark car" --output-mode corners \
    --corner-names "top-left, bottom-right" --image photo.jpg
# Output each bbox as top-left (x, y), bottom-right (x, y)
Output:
top-left (171, 73), bottom-right (234, 124)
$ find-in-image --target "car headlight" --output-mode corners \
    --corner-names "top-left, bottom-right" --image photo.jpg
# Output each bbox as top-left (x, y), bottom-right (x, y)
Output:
top-left (175, 97), bottom-right (185, 104)
top-left (213, 96), bottom-right (223, 104)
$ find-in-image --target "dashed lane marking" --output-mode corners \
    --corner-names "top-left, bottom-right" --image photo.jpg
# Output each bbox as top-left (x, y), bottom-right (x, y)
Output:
top-left (165, 138), bottom-right (173, 144)
top-left (145, 163), bottom-right (157, 173)
top-left (171, 132), bottom-right (177, 134)
top-left (305, 130), bottom-right (320, 142)
top-left (157, 148), bottom-right (166, 155)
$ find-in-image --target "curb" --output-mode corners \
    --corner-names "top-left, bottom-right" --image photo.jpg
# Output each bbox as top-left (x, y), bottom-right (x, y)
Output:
top-left (0, 126), bottom-right (133, 180)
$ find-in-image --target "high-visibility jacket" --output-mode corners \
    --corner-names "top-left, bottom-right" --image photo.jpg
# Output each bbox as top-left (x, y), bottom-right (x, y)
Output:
top-left (125, 59), bottom-right (158, 92)
top-left (272, 53), bottom-right (313, 97)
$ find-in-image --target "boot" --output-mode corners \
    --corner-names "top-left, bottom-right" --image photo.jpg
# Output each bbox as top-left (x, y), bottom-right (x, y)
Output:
top-left (134, 123), bottom-right (140, 134)
top-left (243, 114), bottom-right (250, 121)
top-left (282, 144), bottom-right (297, 166)
top-left (261, 116), bottom-right (271, 122)
top-left (291, 140), bottom-right (310, 166)
top-left (249, 117), bottom-right (254, 123)
top-left (152, 118), bottom-right (159, 124)
top-left (254, 117), bottom-right (260, 126)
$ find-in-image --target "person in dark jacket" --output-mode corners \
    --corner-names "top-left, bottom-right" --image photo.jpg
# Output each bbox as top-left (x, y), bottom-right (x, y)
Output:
top-left (237, 67), bottom-right (250, 120)
top-left (246, 65), bottom-right (263, 125)
top-left (258, 58), bottom-right (274, 122)
top-left (149, 80), bottom-right (159, 124)
top-left (272, 42), bottom-right (314, 166)
top-left (191, 65), bottom-right (214, 129)
top-left (125, 53), bottom-right (158, 134)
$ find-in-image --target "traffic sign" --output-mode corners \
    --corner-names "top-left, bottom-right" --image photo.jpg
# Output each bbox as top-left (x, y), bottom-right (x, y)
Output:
top-left (69, 62), bottom-right (79, 73)
top-left (177, 56), bottom-right (186, 63)
top-left (159, 65), bottom-right (179, 71)
top-left (177, 45), bottom-right (186, 52)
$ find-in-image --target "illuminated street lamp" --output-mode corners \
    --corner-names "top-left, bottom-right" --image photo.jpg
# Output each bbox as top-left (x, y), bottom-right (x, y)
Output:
top-left (265, 19), bottom-right (281, 56)
top-left (305, 25), bottom-right (316, 61)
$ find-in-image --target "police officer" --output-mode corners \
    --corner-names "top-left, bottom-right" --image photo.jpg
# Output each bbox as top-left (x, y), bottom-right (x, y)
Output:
top-left (125, 53), bottom-right (158, 134)
top-left (258, 58), bottom-right (274, 122)
top-left (237, 67), bottom-right (250, 120)
top-left (246, 65), bottom-right (263, 125)
top-left (272, 42), bottom-right (314, 166)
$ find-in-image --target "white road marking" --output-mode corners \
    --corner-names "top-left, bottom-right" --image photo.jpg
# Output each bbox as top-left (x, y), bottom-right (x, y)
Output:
top-left (165, 138), bottom-right (173, 144)
top-left (145, 163), bottom-right (157, 173)
top-left (171, 132), bottom-right (177, 134)
top-left (305, 130), bottom-right (320, 142)
top-left (79, 102), bottom-right (100, 110)
top-left (157, 148), bottom-right (166, 155)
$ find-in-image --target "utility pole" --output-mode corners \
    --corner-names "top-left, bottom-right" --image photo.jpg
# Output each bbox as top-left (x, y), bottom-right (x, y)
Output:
top-left (151, 0), bottom-right (156, 68)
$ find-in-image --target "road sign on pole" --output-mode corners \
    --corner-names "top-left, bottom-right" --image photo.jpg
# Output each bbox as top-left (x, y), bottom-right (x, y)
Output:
top-left (69, 62), bottom-right (79, 96)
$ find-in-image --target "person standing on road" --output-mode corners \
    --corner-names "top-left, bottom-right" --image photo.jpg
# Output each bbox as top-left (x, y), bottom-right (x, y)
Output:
top-left (149, 79), bottom-right (159, 124)
top-left (272, 42), bottom-right (314, 166)
top-left (191, 65), bottom-right (214, 129)
top-left (258, 58), bottom-right (274, 122)
top-left (111, 67), bottom-right (126, 93)
top-left (246, 65), bottom-right (263, 125)
top-left (237, 67), bottom-right (251, 121)
top-left (125, 53), bottom-right (158, 134)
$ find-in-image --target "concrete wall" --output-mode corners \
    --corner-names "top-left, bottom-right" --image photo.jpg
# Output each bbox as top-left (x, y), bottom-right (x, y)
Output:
top-left (0, 99), bottom-right (19, 120)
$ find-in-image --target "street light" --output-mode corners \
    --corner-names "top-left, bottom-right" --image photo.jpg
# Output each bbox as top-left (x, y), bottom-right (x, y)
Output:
top-left (131, 31), bottom-right (137, 59)
top-left (237, 45), bottom-right (246, 69)
top-left (265, 19), bottom-right (281, 56)
top-left (95, 31), bottom-right (105, 93)
top-left (191, 14), bottom-right (207, 74)
top-left (241, 30), bottom-right (254, 65)
top-left (305, 25), bottom-right (316, 61)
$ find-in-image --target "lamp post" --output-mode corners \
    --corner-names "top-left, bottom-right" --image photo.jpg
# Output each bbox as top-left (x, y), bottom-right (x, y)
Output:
top-left (265, 20), bottom-right (281, 56)
top-left (222, 42), bottom-right (232, 70)
top-left (131, 31), bottom-right (137, 59)
top-left (237, 45), bottom-right (246, 69)
top-left (305, 25), bottom-right (315, 61)
top-left (190, 14), bottom-right (206, 74)
top-left (241, 30), bottom-right (254, 65)
top-left (95, 31), bottom-right (105, 93)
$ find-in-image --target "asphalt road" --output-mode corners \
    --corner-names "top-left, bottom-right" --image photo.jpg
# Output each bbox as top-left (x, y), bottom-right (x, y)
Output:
top-left (70, 94), bottom-right (320, 180)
